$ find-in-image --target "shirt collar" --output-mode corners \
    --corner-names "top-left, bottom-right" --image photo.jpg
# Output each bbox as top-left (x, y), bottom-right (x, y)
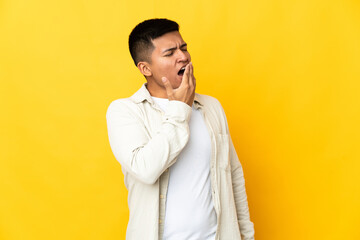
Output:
top-left (130, 83), bottom-right (203, 109)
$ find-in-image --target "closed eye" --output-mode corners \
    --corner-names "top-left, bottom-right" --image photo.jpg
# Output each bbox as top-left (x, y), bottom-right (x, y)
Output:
top-left (163, 43), bottom-right (187, 56)
top-left (164, 48), bottom-right (187, 57)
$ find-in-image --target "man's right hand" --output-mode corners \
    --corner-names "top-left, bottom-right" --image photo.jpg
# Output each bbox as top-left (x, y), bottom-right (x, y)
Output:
top-left (161, 62), bottom-right (196, 107)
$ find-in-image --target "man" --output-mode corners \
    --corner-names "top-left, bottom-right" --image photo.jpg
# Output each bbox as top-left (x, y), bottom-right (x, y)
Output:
top-left (106, 18), bottom-right (255, 240)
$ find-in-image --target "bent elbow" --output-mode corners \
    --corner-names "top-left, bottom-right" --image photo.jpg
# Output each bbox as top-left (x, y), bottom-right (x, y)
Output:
top-left (127, 147), bottom-right (165, 185)
top-left (131, 169), bottom-right (160, 185)
top-left (140, 175), bottom-right (159, 185)
top-left (127, 157), bottom-right (161, 185)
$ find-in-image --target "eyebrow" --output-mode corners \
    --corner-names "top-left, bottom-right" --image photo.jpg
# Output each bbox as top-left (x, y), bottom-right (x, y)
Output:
top-left (162, 43), bottom-right (187, 54)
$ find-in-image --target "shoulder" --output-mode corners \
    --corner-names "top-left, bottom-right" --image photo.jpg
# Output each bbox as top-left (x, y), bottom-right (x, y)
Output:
top-left (106, 97), bottom-right (145, 122)
top-left (195, 93), bottom-right (229, 134)
top-left (106, 97), bottom-right (135, 114)
top-left (195, 93), bottom-right (225, 113)
top-left (107, 83), bottom-right (149, 115)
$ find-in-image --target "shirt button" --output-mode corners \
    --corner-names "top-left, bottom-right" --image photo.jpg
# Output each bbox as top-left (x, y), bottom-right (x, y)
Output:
top-left (159, 219), bottom-right (162, 224)
top-left (165, 169), bottom-right (169, 172)
top-left (160, 194), bottom-right (165, 199)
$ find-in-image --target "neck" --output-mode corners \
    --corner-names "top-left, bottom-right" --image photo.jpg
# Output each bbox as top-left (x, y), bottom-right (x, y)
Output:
top-left (146, 80), bottom-right (168, 99)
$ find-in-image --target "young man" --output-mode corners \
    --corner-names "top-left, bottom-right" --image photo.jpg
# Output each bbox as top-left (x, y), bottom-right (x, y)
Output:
top-left (106, 18), bottom-right (255, 240)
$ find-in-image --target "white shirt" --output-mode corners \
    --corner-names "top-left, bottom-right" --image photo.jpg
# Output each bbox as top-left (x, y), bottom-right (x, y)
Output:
top-left (106, 83), bottom-right (255, 240)
top-left (152, 97), bottom-right (217, 240)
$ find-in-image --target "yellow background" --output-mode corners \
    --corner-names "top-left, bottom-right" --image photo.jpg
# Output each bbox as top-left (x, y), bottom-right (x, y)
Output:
top-left (1, 0), bottom-right (359, 239)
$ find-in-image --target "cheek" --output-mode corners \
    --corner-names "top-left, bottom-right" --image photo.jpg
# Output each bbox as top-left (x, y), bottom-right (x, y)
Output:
top-left (158, 61), bottom-right (174, 73)
top-left (152, 61), bottom-right (173, 78)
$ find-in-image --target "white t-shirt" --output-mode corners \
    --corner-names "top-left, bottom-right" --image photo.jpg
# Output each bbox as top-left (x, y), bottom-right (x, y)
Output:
top-left (152, 97), bottom-right (217, 240)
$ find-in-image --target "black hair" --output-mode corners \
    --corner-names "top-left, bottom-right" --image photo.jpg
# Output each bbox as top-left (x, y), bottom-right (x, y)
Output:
top-left (128, 18), bottom-right (179, 66)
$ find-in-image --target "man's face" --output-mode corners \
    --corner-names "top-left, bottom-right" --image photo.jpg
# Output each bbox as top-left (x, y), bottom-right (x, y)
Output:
top-left (148, 31), bottom-right (191, 90)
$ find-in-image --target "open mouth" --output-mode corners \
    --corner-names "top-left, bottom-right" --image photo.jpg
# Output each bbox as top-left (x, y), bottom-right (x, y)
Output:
top-left (177, 66), bottom-right (186, 76)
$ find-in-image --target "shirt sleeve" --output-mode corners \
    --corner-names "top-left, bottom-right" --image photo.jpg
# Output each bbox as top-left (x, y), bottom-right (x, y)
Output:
top-left (219, 102), bottom-right (255, 240)
top-left (228, 134), bottom-right (255, 240)
top-left (106, 99), bottom-right (192, 185)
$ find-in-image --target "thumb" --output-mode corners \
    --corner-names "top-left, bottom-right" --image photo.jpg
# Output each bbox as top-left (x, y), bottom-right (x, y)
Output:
top-left (162, 77), bottom-right (174, 98)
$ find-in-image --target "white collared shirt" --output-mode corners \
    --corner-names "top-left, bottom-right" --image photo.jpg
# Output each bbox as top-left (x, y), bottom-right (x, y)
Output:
top-left (106, 83), bottom-right (255, 240)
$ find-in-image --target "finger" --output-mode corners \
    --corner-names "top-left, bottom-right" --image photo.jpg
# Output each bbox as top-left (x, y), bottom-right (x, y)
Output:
top-left (189, 62), bottom-right (194, 88)
top-left (186, 63), bottom-right (191, 82)
top-left (162, 77), bottom-right (174, 98)
top-left (190, 62), bottom-right (196, 89)
top-left (180, 63), bottom-right (190, 87)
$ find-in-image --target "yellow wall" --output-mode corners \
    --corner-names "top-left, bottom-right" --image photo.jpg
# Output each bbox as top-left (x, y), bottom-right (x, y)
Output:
top-left (1, 0), bottom-right (359, 239)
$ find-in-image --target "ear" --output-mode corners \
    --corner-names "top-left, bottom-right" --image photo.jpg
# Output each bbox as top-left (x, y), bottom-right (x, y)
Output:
top-left (137, 61), bottom-right (152, 77)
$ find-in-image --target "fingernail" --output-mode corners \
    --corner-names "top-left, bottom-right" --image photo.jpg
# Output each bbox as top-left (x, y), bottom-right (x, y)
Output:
top-left (162, 77), bottom-right (166, 83)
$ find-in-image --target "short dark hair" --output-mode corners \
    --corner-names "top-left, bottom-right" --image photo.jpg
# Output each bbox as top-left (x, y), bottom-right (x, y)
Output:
top-left (128, 18), bottom-right (179, 66)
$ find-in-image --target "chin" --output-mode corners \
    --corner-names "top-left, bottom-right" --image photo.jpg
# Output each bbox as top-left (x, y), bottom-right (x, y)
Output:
top-left (173, 76), bottom-right (183, 88)
top-left (171, 80), bottom-right (182, 89)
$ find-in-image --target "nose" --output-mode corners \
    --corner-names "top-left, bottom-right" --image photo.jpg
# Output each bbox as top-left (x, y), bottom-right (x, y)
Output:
top-left (176, 49), bottom-right (189, 62)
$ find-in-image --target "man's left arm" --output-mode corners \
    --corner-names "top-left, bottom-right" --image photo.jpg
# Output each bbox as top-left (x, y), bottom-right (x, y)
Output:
top-left (220, 103), bottom-right (255, 240)
top-left (228, 133), bottom-right (255, 240)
